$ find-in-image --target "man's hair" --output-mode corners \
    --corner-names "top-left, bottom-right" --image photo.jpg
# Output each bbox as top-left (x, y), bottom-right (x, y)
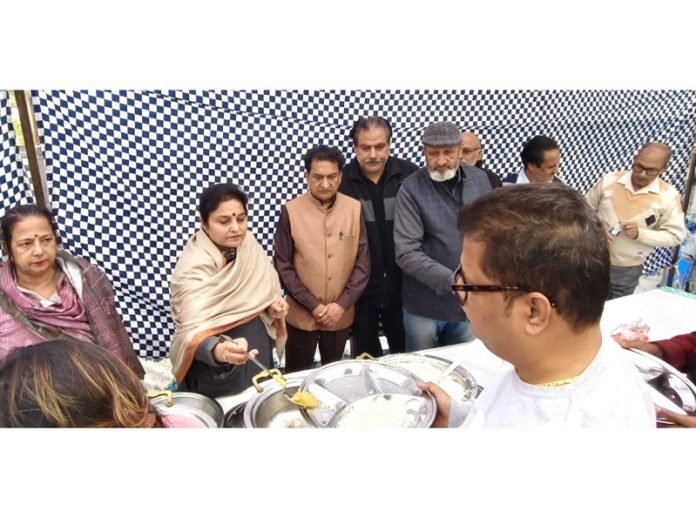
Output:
top-left (521, 135), bottom-right (559, 167)
top-left (638, 141), bottom-right (672, 166)
top-left (349, 116), bottom-right (393, 145)
top-left (458, 183), bottom-right (609, 331)
top-left (199, 183), bottom-right (248, 224)
top-left (303, 145), bottom-right (345, 173)
top-left (0, 339), bottom-right (152, 427)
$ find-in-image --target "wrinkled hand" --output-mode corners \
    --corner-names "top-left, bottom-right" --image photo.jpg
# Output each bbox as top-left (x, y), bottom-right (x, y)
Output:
top-left (317, 303), bottom-right (345, 328)
top-left (266, 297), bottom-right (289, 319)
top-left (418, 382), bottom-right (451, 428)
top-left (622, 221), bottom-right (639, 240)
top-left (656, 406), bottom-right (696, 428)
top-left (613, 337), bottom-right (664, 359)
top-left (212, 336), bottom-right (259, 365)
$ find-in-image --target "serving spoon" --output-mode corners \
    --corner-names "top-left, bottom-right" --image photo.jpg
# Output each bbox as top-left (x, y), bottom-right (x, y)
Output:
top-left (247, 353), bottom-right (319, 409)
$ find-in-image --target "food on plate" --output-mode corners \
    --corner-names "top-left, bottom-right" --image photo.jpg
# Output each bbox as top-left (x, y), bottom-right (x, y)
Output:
top-left (334, 393), bottom-right (425, 428)
top-left (289, 390), bottom-right (319, 409)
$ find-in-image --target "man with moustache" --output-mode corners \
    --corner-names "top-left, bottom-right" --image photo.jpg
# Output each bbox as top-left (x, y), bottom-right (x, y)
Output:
top-left (274, 145), bottom-right (370, 372)
top-left (586, 142), bottom-right (686, 299)
top-left (394, 122), bottom-right (493, 351)
top-left (339, 116), bottom-right (418, 357)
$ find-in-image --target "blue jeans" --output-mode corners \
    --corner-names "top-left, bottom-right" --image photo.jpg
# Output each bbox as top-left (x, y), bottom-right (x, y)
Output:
top-left (403, 308), bottom-right (474, 352)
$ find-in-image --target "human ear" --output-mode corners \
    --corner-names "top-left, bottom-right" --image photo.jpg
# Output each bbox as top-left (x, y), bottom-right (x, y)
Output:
top-left (523, 292), bottom-right (553, 336)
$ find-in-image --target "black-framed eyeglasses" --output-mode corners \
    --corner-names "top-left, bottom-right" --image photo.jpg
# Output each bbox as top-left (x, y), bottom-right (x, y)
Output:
top-left (451, 265), bottom-right (557, 308)
top-left (631, 162), bottom-right (663, 176)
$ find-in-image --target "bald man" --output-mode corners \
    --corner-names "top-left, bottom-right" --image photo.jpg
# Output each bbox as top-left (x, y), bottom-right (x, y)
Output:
top-left (586, 142), bottom-right (686, 299)
top-left (460, 131), bottom-right (501, 189)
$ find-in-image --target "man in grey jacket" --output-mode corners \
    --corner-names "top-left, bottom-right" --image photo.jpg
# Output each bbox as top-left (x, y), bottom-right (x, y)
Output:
top-left (394, 121), bottom-right (493, 351)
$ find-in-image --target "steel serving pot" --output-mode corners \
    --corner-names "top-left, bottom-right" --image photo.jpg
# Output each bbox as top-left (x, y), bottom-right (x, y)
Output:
top-left (241, 373), bottom-right (313, 428)
top-left (148, 391), bottom-right (225, 428)
top-left (224, 402), bottom-right (247, 428)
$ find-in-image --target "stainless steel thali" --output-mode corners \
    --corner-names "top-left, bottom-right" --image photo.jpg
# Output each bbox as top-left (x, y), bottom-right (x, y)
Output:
top-left (378, 353), bottom-right (481, 403)
top-left (298, 359), bottom-right (436, 428)
top-left (625, 348), bottom-right (696, 423)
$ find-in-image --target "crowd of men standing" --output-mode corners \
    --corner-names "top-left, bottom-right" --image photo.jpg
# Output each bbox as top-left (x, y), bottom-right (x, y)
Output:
top-left (273, 116), bottom-right (686, 370)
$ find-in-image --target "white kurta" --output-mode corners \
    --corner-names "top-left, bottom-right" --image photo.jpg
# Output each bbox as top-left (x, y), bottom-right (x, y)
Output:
top-left (449, 339), bottom-right (656, 428)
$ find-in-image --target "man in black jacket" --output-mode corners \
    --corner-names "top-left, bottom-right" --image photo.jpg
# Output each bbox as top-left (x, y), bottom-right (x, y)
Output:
top-left (339, 116), bottom-right (418, 357)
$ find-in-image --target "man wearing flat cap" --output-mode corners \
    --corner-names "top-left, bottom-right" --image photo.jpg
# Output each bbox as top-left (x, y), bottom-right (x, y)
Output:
top-left (394, 121), bottom-right (494, 351)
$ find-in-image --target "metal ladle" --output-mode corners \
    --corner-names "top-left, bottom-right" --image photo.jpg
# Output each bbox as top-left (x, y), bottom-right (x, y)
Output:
top-left (247, 353), bottom-right (319, 410)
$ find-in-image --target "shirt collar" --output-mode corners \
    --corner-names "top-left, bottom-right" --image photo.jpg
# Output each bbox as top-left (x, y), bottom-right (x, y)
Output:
top-left (616, 171), bottom-right (661, 194)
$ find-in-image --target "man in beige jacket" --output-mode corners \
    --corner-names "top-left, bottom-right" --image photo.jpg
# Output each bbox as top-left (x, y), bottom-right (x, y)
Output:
top-left (586, 142), bottom-right (686, 299)
top-left (274, 145), bottom-right (370, 373)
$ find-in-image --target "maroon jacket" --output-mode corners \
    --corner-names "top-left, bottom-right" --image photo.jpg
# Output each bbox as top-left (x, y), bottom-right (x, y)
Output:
top-left (654, 332), bottom-right (696, 371)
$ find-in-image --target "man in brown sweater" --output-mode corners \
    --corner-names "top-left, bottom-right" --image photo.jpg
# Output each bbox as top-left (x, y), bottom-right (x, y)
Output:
top-left (274, 145), bottom-right (370, 373)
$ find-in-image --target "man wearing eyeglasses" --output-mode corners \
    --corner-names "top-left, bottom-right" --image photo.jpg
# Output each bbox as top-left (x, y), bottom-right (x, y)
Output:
top-left (586, 142), bottom-right (686, 299)
top-left (394, 121), bottom-right (493, 351)
top-left (419, 184), bottom-right (655, 428)
top-left (460, 131), bottom-right (502, 189)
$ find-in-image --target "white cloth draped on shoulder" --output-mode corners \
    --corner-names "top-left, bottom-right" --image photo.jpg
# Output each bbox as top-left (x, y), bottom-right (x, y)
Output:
top-left (169, 229), bottom-right (286, 382)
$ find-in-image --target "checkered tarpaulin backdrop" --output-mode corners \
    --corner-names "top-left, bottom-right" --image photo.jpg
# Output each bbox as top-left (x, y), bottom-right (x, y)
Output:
top-left (13, 89), bottom-right (696, 357)
top-left (0, 91), bottom-right (35, 238)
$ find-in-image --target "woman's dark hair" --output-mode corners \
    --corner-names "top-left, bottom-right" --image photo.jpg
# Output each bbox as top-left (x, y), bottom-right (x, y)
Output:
top-left (0, 339), bottom-right (152, 428)
top-left (198, 183), bottom-right (248, 224)
top-left (0, 204), bottom-right (61, 254)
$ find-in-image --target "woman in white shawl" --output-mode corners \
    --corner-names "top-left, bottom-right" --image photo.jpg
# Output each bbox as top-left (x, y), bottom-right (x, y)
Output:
top-left (169, 184), bottom-right (287, 398)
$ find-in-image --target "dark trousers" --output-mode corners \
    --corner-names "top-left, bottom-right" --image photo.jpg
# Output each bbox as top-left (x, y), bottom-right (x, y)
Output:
top-left (350, 300), bottom-right (405, 357)
top-left (284, 323), bottom-right (349, 374)
top-left (608, 264), bottom-right (643, 299)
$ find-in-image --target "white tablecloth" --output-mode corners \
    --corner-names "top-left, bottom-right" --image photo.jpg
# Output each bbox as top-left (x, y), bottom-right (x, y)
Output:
top-left (217, 287), bottom-right (696, 414)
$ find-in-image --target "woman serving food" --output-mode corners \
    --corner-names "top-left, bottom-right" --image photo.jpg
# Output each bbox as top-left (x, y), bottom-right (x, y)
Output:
top-left (169, 183), bottom-right (287, 398)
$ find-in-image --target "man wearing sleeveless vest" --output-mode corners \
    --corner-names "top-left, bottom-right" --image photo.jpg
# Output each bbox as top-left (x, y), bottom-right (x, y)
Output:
top-left (394, 122), bottom-right (494, 351)
top-left (586, 142), bottom-right (686, 299)
top-left (274, 145), bottom-right (370, 373)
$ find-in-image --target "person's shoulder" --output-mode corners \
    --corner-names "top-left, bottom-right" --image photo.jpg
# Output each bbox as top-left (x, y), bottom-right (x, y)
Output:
top-left (285, 192), bottom-right (308, 208)
top-left (336, 191), bottom-right (361, 209)
top-left (59, 251), bottom-right (101, 274)
top-left (501, 172), bottom-right (518, 184)
top-left (342, 157), bottom-right (361, 178)
top-left (400, 166), bottom-right (427, 188)
top-left (657, 177), bottom-right (681, 195)
top-left (390, 155), bottom-right (420, 174)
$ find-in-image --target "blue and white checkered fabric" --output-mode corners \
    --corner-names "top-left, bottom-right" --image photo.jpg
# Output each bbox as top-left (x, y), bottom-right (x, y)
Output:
top-left (29, 89), bottom-right (696, 357)
top-left (0, 91), bottom-right (35, 261)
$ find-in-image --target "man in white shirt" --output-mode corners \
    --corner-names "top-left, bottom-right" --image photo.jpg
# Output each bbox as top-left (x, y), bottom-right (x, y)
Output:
top-left (503, 135), bottom-right (563, 185)
top-left (586, 142), bottom-right (686, 299)
top-left (420, 183), bottom-right (655, 428)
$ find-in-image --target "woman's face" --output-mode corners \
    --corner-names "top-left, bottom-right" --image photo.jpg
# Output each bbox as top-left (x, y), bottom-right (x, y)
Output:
top-left (202, 198), bottom-right (248, 249)
top-left (9, 216), bottom-right (58, 279)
